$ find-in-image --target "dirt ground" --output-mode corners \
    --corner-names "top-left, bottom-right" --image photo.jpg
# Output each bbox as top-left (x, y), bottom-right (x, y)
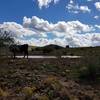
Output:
top-left (0, 57), bottom-right (100, 100)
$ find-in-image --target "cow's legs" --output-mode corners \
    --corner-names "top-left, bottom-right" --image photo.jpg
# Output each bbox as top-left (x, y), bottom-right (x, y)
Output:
top-left (27, 51), bottom-right (28, 59)
top-left (23, 51), bottom-right (28, 59)
top-left (13, 52), bottom-right (16, 59)
top-left (23, 52), bottom-right (25, 58)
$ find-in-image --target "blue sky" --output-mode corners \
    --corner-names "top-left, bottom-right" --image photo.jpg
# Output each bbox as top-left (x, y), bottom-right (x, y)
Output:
top-left (0, 0), bottom-right (100, 24)
top-left (0, 0), bottom-right (100, 47)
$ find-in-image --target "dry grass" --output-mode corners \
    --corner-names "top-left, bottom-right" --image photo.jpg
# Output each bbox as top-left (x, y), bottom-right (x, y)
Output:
top-left (0, 50), bottom-right (100, 99)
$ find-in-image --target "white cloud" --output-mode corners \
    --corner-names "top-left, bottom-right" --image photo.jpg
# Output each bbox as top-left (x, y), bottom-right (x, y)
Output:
top-left (0, 16), bottom-right (100, 47)
top-left (95, 25), bottom-right (100, 29)
top-left (87, 0), bottom-right (92, 2)
top-left (70, 0), bottom-right (74, 4)
top-left (0, 22), bottom-right (36, 38)
top-left (80, 6), bottom-right (91, 13)
top-left (66, 3), bottom-right (79, 14)
top-left (53, 0), bottom-right (59, 4)
top-left (94, 15), bottom-right (99, 19)
top-left (23, 16), bottom-right (94, 34)
top-left (95, 2), bottom-right (100, 11)
top-left (37, 0), bottom-right (60, 9)
top-left (23, 16), bottom-right (53, 32)
top-left (66, 1), bottom-right (91, 13)
top-left (0, 21), bottom-right (47, 44)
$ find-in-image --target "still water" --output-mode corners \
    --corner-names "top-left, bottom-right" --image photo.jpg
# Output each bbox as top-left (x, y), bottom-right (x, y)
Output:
top-left (16, 55), bottom-right (81, 59)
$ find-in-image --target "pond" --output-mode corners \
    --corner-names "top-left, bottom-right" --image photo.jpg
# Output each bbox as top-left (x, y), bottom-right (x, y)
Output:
top-left (16, 55), bottom-right (81, 59)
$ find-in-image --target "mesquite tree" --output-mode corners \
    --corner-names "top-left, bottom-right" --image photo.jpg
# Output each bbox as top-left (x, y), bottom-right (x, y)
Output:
top-left (0, 30), bottom-right (14, 47)
top-left (0, 30), bottom-right (14, 56)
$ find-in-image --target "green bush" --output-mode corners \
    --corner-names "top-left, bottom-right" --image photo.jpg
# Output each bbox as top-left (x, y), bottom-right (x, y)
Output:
top-left (78, 55), bottom-right (100, 82)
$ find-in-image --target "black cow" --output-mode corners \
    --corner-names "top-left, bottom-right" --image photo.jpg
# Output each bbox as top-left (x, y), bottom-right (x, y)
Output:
top-left (9, 44), bottom-right (28, 59)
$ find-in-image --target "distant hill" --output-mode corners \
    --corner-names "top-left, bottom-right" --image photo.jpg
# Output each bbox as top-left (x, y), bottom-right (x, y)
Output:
top-left (39, 44), bottom-right (64, 52)
top-left (29, 44), bottom-right (100, 56)
top-left (30, 44), bottom-right (64, 54)
top-left (43, 44), bottom-right (64, 49)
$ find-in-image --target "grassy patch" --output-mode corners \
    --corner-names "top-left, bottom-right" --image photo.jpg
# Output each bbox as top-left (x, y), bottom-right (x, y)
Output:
top-left (78, 55), bottom-right (100, 82)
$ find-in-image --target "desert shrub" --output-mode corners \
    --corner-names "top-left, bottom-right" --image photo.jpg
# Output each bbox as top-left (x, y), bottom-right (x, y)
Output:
top-left (41, 64), bottom-right (60, 73)
top-left (47, 90), bottom-right (54, 99)
top-left (78, 55), bottom-right (100, 82)
top-left (22, 86), bottom-right (37, 97)
top-left (43, 76), bottom-right (58, 85)
top-left (43, 47), bottom-right (53, 54)
top-left (31, 48), bottom-right (34, 52)
top-left (43, 76), bottom-right (62, 91)
top-left (0, 88), bottom-right (9, 97)
top-left (37, 95), bottom-right (49, 100)
top-left (22, 87), bottom-right (33, 96)
top-left (42, 76), bottom-right (63, 99)
top-left (59, 88), bottom-right (70, 100)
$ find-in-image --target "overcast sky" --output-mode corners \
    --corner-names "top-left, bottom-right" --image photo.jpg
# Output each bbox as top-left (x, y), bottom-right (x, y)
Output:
top-left (0, 0), bottom-right (100, 47)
